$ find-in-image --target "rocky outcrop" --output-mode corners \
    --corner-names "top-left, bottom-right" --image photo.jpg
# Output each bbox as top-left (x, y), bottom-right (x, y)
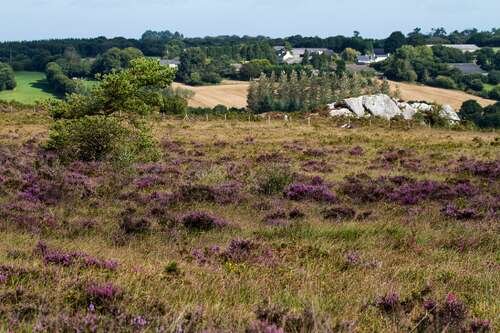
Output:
top-left (329, 108), bottom-right (355, 117)
top-left (440, 104), bottom-right (460, 122)
top-left (362, 94), bottom-right (402, 120)
top-left (343, 97), bottom-right (365, 117)
top-left (398, 102), bottom-right (417, 120)
top-left (327, 94), bottom-right (461, 123)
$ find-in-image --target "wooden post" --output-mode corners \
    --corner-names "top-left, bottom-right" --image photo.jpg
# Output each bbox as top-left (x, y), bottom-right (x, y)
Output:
top-left (268, 116), bottom-right (271, 125)
top-left (206, 114), bottom-right (209, 121)
top-left (224, 114), bottom-right (227, 121)
top-left (308, 117), bottom-right (311, 126)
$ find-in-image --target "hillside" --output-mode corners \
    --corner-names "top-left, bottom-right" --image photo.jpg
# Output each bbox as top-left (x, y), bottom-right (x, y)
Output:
top-left (0, 109), bottom-right (498, 332)
top-left (172, 80), bottom-right (496, 110)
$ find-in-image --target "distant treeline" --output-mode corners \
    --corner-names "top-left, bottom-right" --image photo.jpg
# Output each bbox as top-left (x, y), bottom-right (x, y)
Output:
top-left (2, 28), bottom-right (499, 72)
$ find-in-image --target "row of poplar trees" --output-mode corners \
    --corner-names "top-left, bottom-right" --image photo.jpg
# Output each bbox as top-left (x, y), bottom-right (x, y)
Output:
top-left (247, 71), bottom-right (391, 113)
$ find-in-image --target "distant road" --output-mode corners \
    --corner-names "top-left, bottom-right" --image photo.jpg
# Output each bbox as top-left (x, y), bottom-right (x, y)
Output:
top-left (172, 79), bottom-right (496, 110)
top-left (388, 80), bottom-right (496, 110)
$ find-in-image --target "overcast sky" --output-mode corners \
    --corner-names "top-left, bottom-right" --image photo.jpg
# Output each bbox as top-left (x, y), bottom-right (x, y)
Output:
top-left (1, 0), bottom-right (499, 41)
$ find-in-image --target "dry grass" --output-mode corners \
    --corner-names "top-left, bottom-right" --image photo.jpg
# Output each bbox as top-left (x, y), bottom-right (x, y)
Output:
top-left (172, 79), bottom-right (496, 111)
top-left (388, 80), bottom-right (496, 109)
top-left (0, 110), bottom-right (499, 332)
top-left (172, 80), bottom-right (249, 108)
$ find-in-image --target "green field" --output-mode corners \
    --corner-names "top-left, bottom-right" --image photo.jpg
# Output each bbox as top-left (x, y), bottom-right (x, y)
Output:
top-left (0, 71), bottom-right (56, 105)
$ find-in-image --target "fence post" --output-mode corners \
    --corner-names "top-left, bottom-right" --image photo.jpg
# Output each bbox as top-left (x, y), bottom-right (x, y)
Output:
top-left (308, 117), bottom-right (311, 126)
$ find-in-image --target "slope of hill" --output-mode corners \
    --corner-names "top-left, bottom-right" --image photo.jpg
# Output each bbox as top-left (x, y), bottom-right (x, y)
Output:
top-left (388, 80), bottom-right (496, 109)
top-left (0, 109), bottom-right (498, 331)
top-left (173, 80), bottom-right (496, 110)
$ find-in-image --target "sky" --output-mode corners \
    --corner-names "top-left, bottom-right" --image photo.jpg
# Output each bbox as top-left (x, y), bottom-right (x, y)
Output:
top-left (1, 0), bottom-right (499, 41)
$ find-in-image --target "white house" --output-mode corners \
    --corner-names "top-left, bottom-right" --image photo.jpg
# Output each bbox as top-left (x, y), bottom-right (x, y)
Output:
top-left (274, 46), bottom-right (333, 65)
top-left (159, 59), bottom-right (180, 69)
top-left (357, 49), bottom-right (389, 65)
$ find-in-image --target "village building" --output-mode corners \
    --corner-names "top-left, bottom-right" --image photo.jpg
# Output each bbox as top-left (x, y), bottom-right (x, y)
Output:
top-left (356, 49), bottom-right (389, 64)
top-left (274, 46), bottom-right (334, 64)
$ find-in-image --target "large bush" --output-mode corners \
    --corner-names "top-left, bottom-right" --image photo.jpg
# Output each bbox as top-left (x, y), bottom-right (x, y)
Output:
top-left (459, 100), bottom-right (500, 128)
top-left (0, 62), bottom-right (16, 91)
top-left (44, 58), bottom-right (174, 163)
top-left (160, 95), bottom-right (188, 115)
top-left (489, 85), bottom-right (500, 100)
top-left (46, 116), bottom-right (158, 163)
top-left (432, 75), bottom-right (456, 89)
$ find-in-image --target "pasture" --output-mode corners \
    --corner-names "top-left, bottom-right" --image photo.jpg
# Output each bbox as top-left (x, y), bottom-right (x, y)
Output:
top-left (0, 72), bottom-right (55, 105)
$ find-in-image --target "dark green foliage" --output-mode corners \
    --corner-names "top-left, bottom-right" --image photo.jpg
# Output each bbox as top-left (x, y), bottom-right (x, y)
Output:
top-left (488, 86), bottom-right (500, 100)
top-left (384, 31), bottom-right (406, 53)
top-left (432, 75), bottom-right (457, 89)
top-left (45, 62), bottom-right (81, 95)
top-left (488, 70), bottom-right (500, 85)
top-left (160, 95), bottom-right (188, 115)
top-left (459, 100), bottom-right (500, 128)
top-left (91, 47), bottom-right (144, 74)
top-left (256, 166), bottom-right (294, 195)
top-left (45, 116), bottom-right (128, 161)
top-left (0, 62), bottom-right (16, 91)
top-left (431, 45), bottom-right (470, 63)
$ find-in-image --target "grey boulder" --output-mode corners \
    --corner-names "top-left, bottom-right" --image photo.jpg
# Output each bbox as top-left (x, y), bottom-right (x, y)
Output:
top-left (362, 94), bottom-right (402, 120)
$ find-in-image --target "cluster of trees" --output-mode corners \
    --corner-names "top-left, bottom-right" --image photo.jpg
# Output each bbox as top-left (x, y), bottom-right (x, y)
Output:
top-left (91, 47), bottom-right (144, 74)
top-left (373, 45), bottom-right (500, 100)
top-left (459, 100), bottom-right (500, 128)
top-left (383, 28), bottom-right (500, 52)
top-left (1, 28), bottom-right (499, 73)
top-left (45, 62), bottom-right (80, 95)
top-left (0, 62), bottom-right (16, 91)
top-left (247, 71), bottom-right (389, 113)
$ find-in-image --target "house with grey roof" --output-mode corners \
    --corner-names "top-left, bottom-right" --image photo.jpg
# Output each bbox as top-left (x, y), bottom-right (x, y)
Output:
top-left (357, 51), bottom-right (389, 65)
top-left (159, 59), bottom-right (180, 69)
top-left (274, 46), bottom-right (333, 65)
top-left (448, 63), bottom-right (487, 75)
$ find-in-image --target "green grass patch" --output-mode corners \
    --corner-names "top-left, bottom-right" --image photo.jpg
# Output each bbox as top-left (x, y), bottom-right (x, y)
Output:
top-left (0, 71), bottom-right (56, 105)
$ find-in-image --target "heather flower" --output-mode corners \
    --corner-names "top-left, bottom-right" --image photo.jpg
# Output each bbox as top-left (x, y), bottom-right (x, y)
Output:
top-left (86, 282), bottom-right (121, 302)
top-left (423, 299), bottom-right (437, 312)
top-left (288, 207), bottom-right (305, 219)
top-left (0, 274), bottom-right (7, 284)
top-left (222, 239), bottom-right (254, 262)
top-left (346, 252), bottom-right (360, 265)
top-left (284, 183), bottom-right (337, 203)
top-left (134, 175), bottom-right (165, 189)
top-left (181, 211), bottom-right (228, 231)
top-left (301, 160), bottom-right (333, 173)
top-left (303, 148), bottom-right (326, 157)
top-left (349, 146), bottom-right (364, 156)
top-left (470, 319), bottom-right (491, 332)
top-left (322, 206), bottom-right (356, 221)
top-left (247, 320), bottom-right (284, 333)
top-left (441, 293), bottom-right (467, 322)
top-left (132, 316), bottom-right (147, 328)
top-left (442, 204), bottom-right (481, 220)
top-left (375, 292), bottom-right (400, 312)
